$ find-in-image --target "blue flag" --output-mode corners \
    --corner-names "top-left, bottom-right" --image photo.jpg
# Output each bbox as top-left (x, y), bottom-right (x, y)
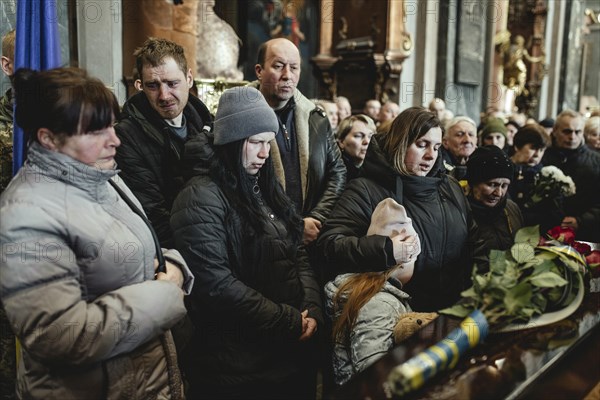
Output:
top-left (12, 0), bottom-right (62, 174)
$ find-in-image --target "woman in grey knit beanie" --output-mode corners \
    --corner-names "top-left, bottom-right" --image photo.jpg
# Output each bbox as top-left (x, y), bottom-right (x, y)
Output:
top-left (171, 86), bottom-right (324, 399)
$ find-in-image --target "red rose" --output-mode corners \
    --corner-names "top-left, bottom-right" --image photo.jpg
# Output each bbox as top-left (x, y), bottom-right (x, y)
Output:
top-left (547, 226), bottom-right (576, 245)
top-left (586, 250), bottom-right (600, 269)
top-left (573, 241), bottom-right (592, 256)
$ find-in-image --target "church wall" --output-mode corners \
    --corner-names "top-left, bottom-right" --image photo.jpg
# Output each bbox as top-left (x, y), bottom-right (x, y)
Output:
top-left (433, 0), bottom-right (489, 122)
top-left (122, 0), bottom-right (198, 80)
top-left (2, 0), bottom-right (594, 119)
top-left (559, 0), bottom-right (599, 116)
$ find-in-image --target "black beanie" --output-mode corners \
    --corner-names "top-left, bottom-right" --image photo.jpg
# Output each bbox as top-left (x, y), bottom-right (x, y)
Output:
top-left (539, 117), bottom-right (555, 128)
top-left (213, 87), bottom-right (279, 145)
top-left (466, 145), bottom-right (514, 185)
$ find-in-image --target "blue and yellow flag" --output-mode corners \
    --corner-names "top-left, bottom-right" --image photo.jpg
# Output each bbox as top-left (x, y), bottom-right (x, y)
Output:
top-left (13, 0), bottom-right (62, 173)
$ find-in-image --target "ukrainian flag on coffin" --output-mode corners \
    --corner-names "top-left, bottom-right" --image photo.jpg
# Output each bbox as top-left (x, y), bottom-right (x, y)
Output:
top-left (386, 309), bottom-right (489, 396)
top-left (537, 244), bottom-right (587, 273)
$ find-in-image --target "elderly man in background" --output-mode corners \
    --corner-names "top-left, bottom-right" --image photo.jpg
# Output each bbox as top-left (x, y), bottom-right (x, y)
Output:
top-left (428, 97), bottom-right (446, 120)
top-left (440, 116), bottom-right (478, 180)
top-left (363, 99), bottom-right (381, 122)
top-left (542, 110), bottom-right (600, 242)
top-left (336, 96), bottom-right (352, 121)
top-left (378, 101), bottom-right (400, 124)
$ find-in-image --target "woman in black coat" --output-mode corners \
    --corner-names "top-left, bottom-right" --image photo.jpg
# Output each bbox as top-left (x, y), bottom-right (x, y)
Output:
top-left (171, 87), bottom-right (323, 399)
top-left (317, 107), bottom-right (487, 312)
top-left (336, 114), bottom-right (376, 182)
top-left (465, 145), bottom-right (524, 251)
top-left (508, 123), bottom-right (563, 234)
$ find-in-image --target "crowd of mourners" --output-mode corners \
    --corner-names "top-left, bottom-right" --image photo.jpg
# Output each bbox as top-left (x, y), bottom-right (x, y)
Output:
top-left (0, 32), bottom-right (599, 399)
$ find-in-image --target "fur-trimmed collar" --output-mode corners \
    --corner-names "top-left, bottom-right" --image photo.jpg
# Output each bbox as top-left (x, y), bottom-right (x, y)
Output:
top-left (247, 81), bottom-right (316, 201)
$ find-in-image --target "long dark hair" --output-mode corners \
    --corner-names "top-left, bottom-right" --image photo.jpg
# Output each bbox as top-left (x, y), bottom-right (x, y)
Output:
top-left (210, 138), bottom-right (303, 243)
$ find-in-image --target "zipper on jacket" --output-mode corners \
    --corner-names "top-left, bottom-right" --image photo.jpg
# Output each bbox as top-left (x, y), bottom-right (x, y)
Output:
top-left (163, 127), bottom-right (181, 160)
top-left (439, 194), bottom-right (447, 267)
top-left (282, 123), bottom-right (291, 152)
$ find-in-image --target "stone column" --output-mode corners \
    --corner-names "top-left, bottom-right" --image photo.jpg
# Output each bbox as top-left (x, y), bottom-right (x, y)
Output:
top-left (410, 0), bottom-right (438, 108)
top-left (383, 0), bottom-right (412, 104)
top-left (311, 0), bottom-right (338, 99)
top-left (398, 0), bottom-right (417, 110)
top-left (76, 0), bottom-right (125, 103)
top-left (539, 1), bottom-right (566, 118)
top-left (489, 0), bottom-right (509, 115)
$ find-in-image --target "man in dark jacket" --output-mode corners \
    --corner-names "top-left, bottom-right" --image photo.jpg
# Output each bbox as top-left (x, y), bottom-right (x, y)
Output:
top-left (115, 38), bottom-right (212, 247)
top-left (251, 38), bottom-right (346, 245)
top-left (440, 116), bottom-right (478, 181)
top-left (542, 109), bottom-right (600, 242)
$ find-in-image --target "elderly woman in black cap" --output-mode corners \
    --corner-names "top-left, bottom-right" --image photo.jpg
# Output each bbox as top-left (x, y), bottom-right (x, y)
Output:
top-left (466, 145), bottom-right (524, 251)
top-left (171, 87), bottom-right (323, 399)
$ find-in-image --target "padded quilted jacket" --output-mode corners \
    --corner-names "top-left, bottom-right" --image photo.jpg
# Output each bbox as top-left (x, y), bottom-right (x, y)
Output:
top-left (0, 143), bottom-right (191, 399)
top-left (317, 138), bottom-right (487, 311)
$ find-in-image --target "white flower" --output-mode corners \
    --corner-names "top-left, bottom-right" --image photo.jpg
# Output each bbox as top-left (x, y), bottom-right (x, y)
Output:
top-left (561, 176), bottom-right (576, 196)
top-left (541, 165), bottom-right (562, 178)
top-left (526, 165), bottom-right (576, 206)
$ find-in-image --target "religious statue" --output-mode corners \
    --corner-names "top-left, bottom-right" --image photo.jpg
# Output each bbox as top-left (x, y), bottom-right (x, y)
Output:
top-left (270, 0), bottom-right (305, 46)
top-left (196, 0), bottom-right (244, 80)
top-left (496, 33), bottom-right (544, 97)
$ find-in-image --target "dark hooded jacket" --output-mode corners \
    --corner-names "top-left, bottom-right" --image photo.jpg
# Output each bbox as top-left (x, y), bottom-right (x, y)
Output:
top-left (317, 138), bottom-right (487, 311)
top-left (341, 152), bottom-right (362, 183)
top-left (509, 163), bottom-right (564, 234)
top-left (170, 173), bottom-right (323, 394)
top-left (542, 144), bottom-right (600, 242)
top-left (115, 92), bottom-right (212, 248)
top-left (468, 196), bottom-right (524, 251)
top-left (440, 146), bottom-right (468, 181)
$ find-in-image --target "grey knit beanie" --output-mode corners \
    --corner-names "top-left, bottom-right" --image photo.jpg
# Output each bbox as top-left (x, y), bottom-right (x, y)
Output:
top-left (213, 86), bottom-right (279, 145)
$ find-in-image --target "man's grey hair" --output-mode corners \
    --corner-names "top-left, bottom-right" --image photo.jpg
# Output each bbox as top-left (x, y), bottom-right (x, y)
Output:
top-left (444, 116), bottom-right (477, 136)
top-left (555, 109), bottom-right (582, 128)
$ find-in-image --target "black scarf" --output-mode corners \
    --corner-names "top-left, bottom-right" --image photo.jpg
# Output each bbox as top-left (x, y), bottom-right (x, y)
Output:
top-left (468, 194), bottom-right (508, 223)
